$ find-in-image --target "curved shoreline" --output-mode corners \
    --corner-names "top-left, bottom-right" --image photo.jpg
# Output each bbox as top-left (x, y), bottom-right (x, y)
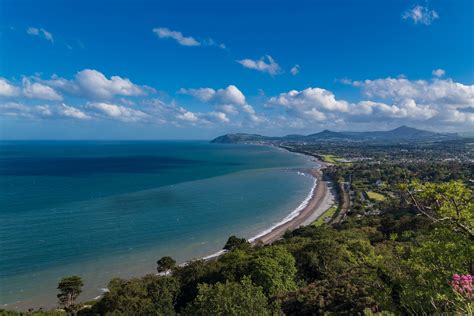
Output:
top-left (238, 147), bottom-right (336, 245)
top-left (253, 165), bottom-right (335, 244)
top-left (248, 171), bottom-right (317, 243)
top-left (203, 157), bottom-right (335, 261)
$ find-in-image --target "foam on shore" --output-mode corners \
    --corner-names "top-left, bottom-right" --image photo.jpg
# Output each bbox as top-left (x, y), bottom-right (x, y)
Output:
top-left (198, 169), bottom-right (318, 260)
top-left (248, 170), bottom-right (317, 242)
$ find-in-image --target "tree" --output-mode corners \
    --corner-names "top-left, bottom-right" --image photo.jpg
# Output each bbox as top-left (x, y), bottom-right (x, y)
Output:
top-left (91, 275), bottom-right (180, 315)
top-left (157, 256), bottom-right (176, 273)
top-left (280, 273), bottom-right (392, 315)
top-left (223, 235), bottom-right (249, 251)
top-left (218, 249), bottom-right (252, 282)
top-left (184, 277), bottom-right (270, 316)
top-left (404, 180), bottom-right (473, 236)
top-left (93, 277), bottom-right (154, 315)
top-left (399, 227), bottom-right (473, 314)
top-left (57, 275), bottom-right (83, 310)
top-left (145, 275), bottom-right (180, 315)
top-left (249, 246), bottom-right (297, 296)
top-left (173, 259), bottom-right (222, 311)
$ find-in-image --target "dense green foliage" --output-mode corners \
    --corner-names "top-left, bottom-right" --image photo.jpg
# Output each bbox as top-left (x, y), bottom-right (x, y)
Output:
top-left (406, 180), bottom-right (474, 235)
top-left (183, 277), bottom-right (270, 316)
top-left (89, 274), bottom-right (180, 315)
top-left (0, 311), bottom-right (64, 316)
top-left (223, 235), bottom-right (250, 251)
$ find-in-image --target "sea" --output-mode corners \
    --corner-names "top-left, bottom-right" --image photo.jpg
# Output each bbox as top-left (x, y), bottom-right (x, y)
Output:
top-left (0, 140), bottom-right (315, 309)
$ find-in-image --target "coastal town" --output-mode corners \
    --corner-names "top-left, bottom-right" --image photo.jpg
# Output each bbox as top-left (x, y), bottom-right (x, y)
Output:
top-left (283, 136), bottom-right (474, 227)
top-left (215, 126), bottom-right (474, 230)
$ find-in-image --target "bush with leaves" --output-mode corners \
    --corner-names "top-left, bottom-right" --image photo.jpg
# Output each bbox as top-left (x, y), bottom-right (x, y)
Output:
top-left (157, 256), bottom-right (176, 273)
top-left (248, 245), bottom-right (297, 296)
top-left (184, 276), bottom-right (270, 316)
top-left (173, 259), bottom-right (222, 311)
top-left (223, 235), bottom-right (250, 251)
top-left (89, 274), bottom-right (180, 315)
top-left (398, 226), bottom-right (473, 314)
top-left (403, 180), bottom-right (473, 235)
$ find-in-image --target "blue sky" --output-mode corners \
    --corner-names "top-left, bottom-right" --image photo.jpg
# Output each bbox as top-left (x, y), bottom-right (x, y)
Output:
top-left (0, 0), bottom-right (473, 139)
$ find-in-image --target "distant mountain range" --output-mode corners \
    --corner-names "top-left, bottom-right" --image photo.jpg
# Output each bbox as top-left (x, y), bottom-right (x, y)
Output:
top-left (211, 126), bottom-right (464, 144)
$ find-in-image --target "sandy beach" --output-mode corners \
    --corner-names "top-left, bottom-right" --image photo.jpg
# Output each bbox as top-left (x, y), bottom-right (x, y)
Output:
top-left (253, 164), bottom-right (336, 244)
top-left (202, 159), bottom-right (336, 261)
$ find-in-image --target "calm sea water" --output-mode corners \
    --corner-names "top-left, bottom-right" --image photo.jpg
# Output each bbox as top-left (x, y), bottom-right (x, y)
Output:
top-left (0, 141), bottom-right (314, 309)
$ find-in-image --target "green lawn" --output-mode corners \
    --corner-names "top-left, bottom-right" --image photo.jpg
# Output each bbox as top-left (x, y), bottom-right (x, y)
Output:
top-left (321, 155), bottom-right (339, 163)
top-left (312, 205), bottom-right (338, 227)
top-left (367, 191), bottom-right (385, 201)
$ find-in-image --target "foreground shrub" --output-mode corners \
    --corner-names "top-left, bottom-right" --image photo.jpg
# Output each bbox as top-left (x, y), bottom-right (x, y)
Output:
top-left (184, 277), bottom-right (270, 316)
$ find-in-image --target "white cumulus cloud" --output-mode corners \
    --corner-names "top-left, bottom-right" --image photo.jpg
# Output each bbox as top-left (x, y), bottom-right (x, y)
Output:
top-left (269, 88), bottom-right (349, 114)
top-left (432, 68), bottom-right (445, 78)
top-left (0, 102), bottom-right (91, 120)
top-left (0, 102), bottom-right (36, 118)
top-left (402, 5), bottom-right (439, 25)
top-left (219, 104), bottom-right (238, 115)
top-left (88, 102), bottom-right (148, 122)
top-left (176, 110), bottom-right (199, 122)
top-left (180, 85), bottom-right (248, 107)
top-left (39, 69), bottom-right (148, 100)
top-left (22, 78), bottom-right (63, 101)
top-left (237, 55), bottom-right (282, 75)
top-left (180, 85), bottom-right (263, 124)
top-left (59, 103), bottom-right (91, 120)
top-left (152, 27), bottom-right (200, 46)
top-left (352, 77), bottom-right (474, 108)
top-left (74, 69), bottom-right (145, 99)
top-left (207, 111), bottom-right (230, 123)
top-left (152, 27), bottom-right (225, 49)
top-left (267, 75), bottom-right (474, 128)
top-left (179, 87), bottom-right (216, 102)
top-left (0, 78), bottom-right (20, 97)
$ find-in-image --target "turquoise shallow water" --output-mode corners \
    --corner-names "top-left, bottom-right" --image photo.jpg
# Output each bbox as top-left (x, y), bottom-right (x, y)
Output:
top-left (0, 141), bottom-right (314, 309)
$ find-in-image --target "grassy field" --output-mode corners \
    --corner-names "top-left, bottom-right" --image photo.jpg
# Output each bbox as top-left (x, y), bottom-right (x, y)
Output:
top-left (312, 205), bottom-right (338, 227)
top-left (321, 155), bottom-right (339, 163)
top-left (367, 191), bottom-right (385, 201)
